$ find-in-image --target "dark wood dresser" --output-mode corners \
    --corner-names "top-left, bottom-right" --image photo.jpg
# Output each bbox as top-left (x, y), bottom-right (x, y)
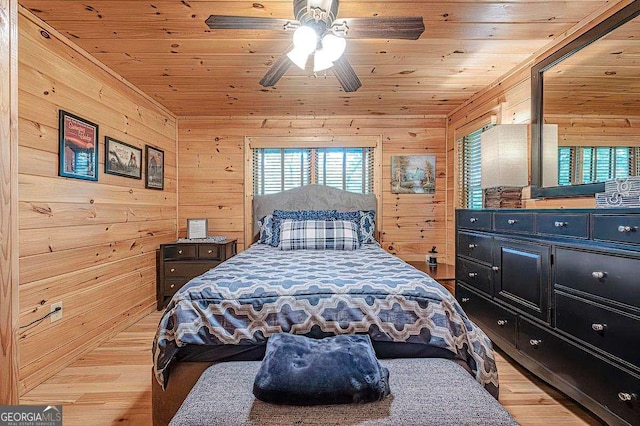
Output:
top-left (456, 209), bottom-right (640, 426)
top-left (157, 240), bottom-right (237, 309)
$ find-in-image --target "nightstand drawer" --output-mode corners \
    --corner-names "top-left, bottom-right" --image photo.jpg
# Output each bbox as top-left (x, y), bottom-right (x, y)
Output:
top-left (555, 292), bottom-right (640, 367)
top-left (164, 278), bottom-right (190, 296)
top-left (555, 247), bottom-right (640, 308)
top-left (457, 231), bottom-right (492, 264)
top-left (456, 258), bottom-right (492, 295)
top-left (536, 213), bottom-right (589, 239)
top-left (457, 284), bottom-right (516, 347)
top-left (164, 261), bottom-right (217, 278)
top-left (198, 244), bottom-right (221, 259)
top-left (163, 244), bottom-right (197, 260)
top-left (494, 213), bottom-right (534, 233)
top-left (457, 210), bottom-right (492, 230)
top-left (592, 214), bottom-right (640, 245)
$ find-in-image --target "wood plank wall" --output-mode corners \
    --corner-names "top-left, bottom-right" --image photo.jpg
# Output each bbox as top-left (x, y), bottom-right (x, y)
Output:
top-left (0, 0), bottom-right (19, 405)
top-left (17, 11), bottom-right (177, 394)
top-left (177, 116), bottom-right (447, 262)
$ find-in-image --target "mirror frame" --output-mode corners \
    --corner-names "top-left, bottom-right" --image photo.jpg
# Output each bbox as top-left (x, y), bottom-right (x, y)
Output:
top-left (530, 2), bottom-right (640, 199)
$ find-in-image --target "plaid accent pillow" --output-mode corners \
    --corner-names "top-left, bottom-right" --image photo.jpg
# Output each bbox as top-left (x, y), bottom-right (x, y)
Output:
top-left (270, 210), bottom-right (338, 247)
top-left (257, 214), bottom-right (274, 244)
top-left (279, 219), bottom-right (360, 251)
top-left (359, 210), bottom-right (376, 244)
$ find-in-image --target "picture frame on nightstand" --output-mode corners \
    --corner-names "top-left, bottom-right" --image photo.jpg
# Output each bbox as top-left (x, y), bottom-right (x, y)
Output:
top-left (186, 218), bottom-right (208, 239)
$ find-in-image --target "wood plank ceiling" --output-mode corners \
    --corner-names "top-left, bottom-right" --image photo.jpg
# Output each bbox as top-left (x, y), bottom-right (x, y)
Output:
top-left (18, 1), bottom-right (610, 117)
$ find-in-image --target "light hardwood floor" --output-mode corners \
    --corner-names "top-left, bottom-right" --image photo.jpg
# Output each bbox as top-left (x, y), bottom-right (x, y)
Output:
top-left (21, 311), bottom-right (602, 425)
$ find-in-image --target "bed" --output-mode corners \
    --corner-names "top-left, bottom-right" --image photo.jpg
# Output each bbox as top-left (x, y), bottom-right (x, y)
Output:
top-left (151, 185), bottom-right (499, 425)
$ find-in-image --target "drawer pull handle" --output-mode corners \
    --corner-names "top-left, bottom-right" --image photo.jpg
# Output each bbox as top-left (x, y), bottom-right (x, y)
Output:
top-left (470, 217), bottom-right (478, 223)
top-left (468, 243), bottom-right (477, 249)
top-left (492, 266), bottom-right (499, 272)
top-left (554, 221), bottom-right (567, 228)
top-left (591, 271), bottom-right (606, 279)
top-left (178, 250), bottom-right (183, 254)
top-left (461, 297), bottom-right (470, 303)
top-left (208, 249), bottom-right (213, 254)
top-left (617, 225), bottom-right (636, 233)
top-left (618, 392), bottom-right (637, 402)
top-left (468, 272), bottom-right (478, 278)
top-left (529, 339), bottom-right (541, 347)
top-left (497, 319), bottom-right (508, 327)
top-left (170, 268), bottom-right (176, 272)
top-left (507, 219), bottom-right (518, 225)
top-left (591, 323), bottom-right (606, 332)
top-left (170, 284), bottom-right (175, 289)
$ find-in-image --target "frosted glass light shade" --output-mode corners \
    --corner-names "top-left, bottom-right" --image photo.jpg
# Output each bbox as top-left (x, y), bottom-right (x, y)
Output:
top-left (481, 124), bottom-right (528, 189)
top-left (542, 124), bottom-right (559, 187)
top-left (292, 26), bottom-right (317, 54)
top-left (313, 49), bottom-right (333, 72)
top-left (321, 34), bottom-right (346, 61)
top-left (287, 47), bottom-right (311, 70)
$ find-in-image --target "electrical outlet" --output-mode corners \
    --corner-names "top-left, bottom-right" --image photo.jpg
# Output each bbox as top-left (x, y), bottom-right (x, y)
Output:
top-left (50, 302), bottom-right (63, 322)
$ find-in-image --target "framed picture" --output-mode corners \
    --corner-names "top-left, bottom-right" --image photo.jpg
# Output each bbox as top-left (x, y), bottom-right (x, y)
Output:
top-left (391, 155), bottom-right (436, 194)
top-left (104, 136), bottom-right (142, 179)
top-left (59, 110), bottom-right (99, 181)
top-left (145, 145), bottom-right (164, 190)
top-left (187, 218), bottom-right (208, 239)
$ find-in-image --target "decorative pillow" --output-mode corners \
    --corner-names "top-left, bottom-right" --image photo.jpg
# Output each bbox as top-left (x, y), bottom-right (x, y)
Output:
top-left (253, 333), bottom-right (390, 405)
top-left (279, 219), bottom-right (360, 251)
top-left (257, 214), bottom-right (274, 244)
top-left (359, 210), bottom-right (376, 244)
top-left (270, 210), bottom-right (338, 247)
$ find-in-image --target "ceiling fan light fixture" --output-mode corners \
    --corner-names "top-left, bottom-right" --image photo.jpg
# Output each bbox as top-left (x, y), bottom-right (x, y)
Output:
top-left (321, 34), bottom-right (346, 61)
top-left (313, 49), bottom-right (334, 72)
top-left (292, 25), bottom-right (318, 54)
top-left (287, 47), bottom-right (311, 70)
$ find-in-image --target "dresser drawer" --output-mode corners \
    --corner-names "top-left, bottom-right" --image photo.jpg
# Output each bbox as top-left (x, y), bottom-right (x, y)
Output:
top-left (457, 210), bottom-right (492, 230)
top-left (164, 278), bottom-right (190, 296)
top-left (536, 213), bottom-right (589, 239)
top-left (592, 214), bottom-right (640, 245)
top-left (163, 244), bottom-right (197, 260)
top-left (519, 317), bottom-right (640, 425)
top-left (456, 258), bottom-right (492, 295)
top-left (555, 292), bottom-right (640, 368)
top-left (555, 247), bottom-right (640, 308)
top-left (457, 231), bottom-right (492, 264)
top-left (198, 244), bottom-right (221, 259)
top-left (164, 261), bottom-right (217, 278)
top-left (457, 284), bottom-right (516, 347)
top-left (494, 212), bottom-right (534, 233)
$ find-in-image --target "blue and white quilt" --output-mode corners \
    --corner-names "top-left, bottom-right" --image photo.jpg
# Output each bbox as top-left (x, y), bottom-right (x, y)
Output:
top-left (153, 244), bottom-right (499, 397)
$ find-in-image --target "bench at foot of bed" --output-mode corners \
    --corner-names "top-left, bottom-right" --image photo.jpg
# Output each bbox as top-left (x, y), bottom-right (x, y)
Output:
top-left (163, 358), bottom-right (515, 426)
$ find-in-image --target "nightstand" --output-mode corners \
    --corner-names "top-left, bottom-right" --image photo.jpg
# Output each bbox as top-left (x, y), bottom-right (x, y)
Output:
top-left (157, 240), bottom-right (237, 309)
top-left (407, 261), bottom-right (455, 295)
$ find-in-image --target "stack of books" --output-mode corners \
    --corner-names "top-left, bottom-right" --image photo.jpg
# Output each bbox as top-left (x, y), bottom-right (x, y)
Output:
top-left (483, 186), bottom-right (522, 209)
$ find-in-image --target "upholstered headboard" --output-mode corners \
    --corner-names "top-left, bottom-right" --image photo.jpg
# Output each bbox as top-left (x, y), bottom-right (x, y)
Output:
top-left (252, 185), bottom-right (377, 235)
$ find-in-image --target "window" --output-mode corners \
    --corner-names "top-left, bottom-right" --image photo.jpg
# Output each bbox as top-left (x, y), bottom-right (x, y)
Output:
top-left (253, 147), bottom-right (374, 195)
top-left (457, 125), bottom-right (493, 209)
top-left (557, 146), bottom-right (640, 185)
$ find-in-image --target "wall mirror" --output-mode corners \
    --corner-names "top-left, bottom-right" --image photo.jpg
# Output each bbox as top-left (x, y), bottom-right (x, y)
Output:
top-left (531, 2), bottom-right (640, 198)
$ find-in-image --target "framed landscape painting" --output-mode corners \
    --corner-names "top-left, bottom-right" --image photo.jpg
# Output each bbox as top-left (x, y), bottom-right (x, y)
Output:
top-left (58, 110), bottom-right (99, 181)
top-left (391, 155), bottom-right (436, 194)
top-left (105, 136), bottom-right (142, 179)
top-left (145, 145), bottom-right (164, 190)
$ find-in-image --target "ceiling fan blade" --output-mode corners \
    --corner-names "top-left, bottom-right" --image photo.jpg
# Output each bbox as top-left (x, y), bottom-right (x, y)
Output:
top-left (332, 56), bottom-right (361, 92)
top-left (260, 55), bottom-right (294, 87)
top-left (206, 15), bottom-right (298, 31)
top-left (334, 17), bottom-right (425, 40)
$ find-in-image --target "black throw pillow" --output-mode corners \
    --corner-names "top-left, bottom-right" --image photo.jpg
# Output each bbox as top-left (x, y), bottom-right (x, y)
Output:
top-left (253, 333), bottom-right (390, 405)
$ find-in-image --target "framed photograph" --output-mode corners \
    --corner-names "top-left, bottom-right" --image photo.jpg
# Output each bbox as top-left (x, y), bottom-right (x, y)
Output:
top-left (145, 145), bottom-right (164, 190)
top-left (391, 155), bottom-right (436, 194)
top-left (187, 218), bottom-right (208, 239)
top-left (59, 110), bottom-right (99, 181)
top-left (105, 136), bottom-right (142, 179)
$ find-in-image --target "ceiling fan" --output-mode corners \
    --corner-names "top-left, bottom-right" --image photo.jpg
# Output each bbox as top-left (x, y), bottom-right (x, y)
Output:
top-left (205, 0), bottom-right (425, 92)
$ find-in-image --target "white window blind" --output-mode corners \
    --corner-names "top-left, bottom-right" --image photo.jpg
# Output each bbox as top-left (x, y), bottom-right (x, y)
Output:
top-left (557, 146), bottom-right (639, 185)
top-left (253, 147), bottom-right (374, 195)
top-left (458, 126), bottom-right (492, 209)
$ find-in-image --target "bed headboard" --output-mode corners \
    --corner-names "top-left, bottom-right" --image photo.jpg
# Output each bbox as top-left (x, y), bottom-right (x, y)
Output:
top-left (252, 185), bottom-right (377, 235)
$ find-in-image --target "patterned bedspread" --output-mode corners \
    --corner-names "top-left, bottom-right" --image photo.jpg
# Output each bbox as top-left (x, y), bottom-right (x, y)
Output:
top-left (152, 244), bottom-right (499, 397)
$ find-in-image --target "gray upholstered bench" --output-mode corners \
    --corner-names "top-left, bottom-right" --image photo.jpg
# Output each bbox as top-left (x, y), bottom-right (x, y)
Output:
top-left (170, 358), bottom-right (517, 426)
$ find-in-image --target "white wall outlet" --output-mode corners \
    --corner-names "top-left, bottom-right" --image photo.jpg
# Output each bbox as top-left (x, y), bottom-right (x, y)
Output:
top-left (50, 301), bottom-right (63, 322)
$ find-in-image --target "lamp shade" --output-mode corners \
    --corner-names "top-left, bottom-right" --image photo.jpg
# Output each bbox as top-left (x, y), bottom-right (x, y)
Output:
top-left (542, 124), bottom-right (559, 187)
top-left (481, 124), bottom-right (528, 189)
